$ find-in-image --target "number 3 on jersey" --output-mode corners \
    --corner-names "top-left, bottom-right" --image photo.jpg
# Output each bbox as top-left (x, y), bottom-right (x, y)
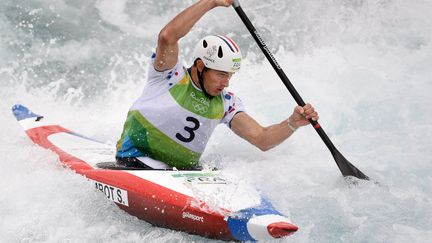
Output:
top-left (176, 116), bottom-right (200, 143)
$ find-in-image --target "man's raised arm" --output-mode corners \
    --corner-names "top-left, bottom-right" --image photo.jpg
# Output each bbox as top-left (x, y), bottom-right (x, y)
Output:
top-left (154, 0), bottom-right (234, 71)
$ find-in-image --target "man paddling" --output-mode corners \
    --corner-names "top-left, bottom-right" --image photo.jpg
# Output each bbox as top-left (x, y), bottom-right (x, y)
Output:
top-left (116, 0), bottom-right (319, 169)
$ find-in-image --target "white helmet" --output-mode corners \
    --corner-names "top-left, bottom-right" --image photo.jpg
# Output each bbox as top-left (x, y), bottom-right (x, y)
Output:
top-left (193, 35), bottom-right (242, 73)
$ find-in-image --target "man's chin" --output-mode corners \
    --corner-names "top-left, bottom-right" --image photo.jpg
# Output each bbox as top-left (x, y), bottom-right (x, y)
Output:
top-left (207, 91), bottom-right (221, 97)
top-left (214, 90), bottom-right (224, 96)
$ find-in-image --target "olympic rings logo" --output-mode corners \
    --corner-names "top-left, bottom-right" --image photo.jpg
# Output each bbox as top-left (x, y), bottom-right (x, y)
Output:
top-left (192, 101), bottom-right (208, 114)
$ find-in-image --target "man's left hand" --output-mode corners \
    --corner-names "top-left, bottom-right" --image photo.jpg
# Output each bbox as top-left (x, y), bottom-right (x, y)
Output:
top-left (288, 103), bottom-right (319, 129)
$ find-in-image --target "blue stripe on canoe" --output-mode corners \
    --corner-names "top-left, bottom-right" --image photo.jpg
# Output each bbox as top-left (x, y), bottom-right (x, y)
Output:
top-left (12, 104), bottom-right (43, 121)
top-left (227, 197), bottom-right (282, 241)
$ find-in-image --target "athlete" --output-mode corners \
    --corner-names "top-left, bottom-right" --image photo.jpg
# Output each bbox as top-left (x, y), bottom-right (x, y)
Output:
top-left (116, 0), bottom-right (319, 169)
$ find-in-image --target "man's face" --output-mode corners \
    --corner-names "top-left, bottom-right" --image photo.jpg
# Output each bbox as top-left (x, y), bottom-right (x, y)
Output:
top-left (203, 69), bottom-right (233, 96)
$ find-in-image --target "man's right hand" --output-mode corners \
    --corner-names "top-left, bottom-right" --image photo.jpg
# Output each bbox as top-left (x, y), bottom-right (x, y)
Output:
top-left (214, 0), bottom-right (234, 7)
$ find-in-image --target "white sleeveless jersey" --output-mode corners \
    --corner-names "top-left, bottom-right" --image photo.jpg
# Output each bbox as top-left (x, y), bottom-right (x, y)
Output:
top-left (116, 53), bottom-right (245, 169)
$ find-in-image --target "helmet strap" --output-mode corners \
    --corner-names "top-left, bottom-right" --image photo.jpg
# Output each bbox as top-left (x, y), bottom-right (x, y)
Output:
top-left (194, 59), bottom-right (214, 99)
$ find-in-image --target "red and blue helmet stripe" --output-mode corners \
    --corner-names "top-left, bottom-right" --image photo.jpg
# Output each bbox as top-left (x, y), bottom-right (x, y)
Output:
top-left (215, 35), bottom-right (240, 53)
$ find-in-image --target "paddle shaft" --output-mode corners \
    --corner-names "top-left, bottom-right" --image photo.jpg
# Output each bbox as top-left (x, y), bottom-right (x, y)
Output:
top-left (232, 1), bottom-right (369, 179)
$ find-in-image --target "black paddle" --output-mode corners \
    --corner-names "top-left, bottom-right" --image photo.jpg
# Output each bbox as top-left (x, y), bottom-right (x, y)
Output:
top-left (232, 0), bottom-right (369, 180)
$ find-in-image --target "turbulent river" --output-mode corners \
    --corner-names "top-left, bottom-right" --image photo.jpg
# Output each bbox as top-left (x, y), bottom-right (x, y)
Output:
top-left (1, 0), bottom-right (431, 242)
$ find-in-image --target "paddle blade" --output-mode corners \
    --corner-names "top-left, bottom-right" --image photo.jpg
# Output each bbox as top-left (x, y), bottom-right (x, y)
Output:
top-left (331, 149), bottom-right (369, 180)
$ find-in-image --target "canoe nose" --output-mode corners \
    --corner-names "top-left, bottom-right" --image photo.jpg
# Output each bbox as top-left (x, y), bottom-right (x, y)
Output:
top-left (267, 221), bottom-right (298, 238)
top-left (245, 214), bottom-right (299, 240)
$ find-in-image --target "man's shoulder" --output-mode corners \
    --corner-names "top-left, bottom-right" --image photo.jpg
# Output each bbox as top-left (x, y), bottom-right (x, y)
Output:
top-left (147, 55), bottom-right (187, 85)
top-left (221, 90), bottom-right (240, 101)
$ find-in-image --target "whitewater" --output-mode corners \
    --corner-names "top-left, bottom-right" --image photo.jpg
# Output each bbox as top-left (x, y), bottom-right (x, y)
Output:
top-left (1, 0), bottom-right (431, 242)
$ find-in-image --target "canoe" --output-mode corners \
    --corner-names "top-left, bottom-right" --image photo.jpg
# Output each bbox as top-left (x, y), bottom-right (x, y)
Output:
top-left (12, 104), bottom-right (298, 241)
